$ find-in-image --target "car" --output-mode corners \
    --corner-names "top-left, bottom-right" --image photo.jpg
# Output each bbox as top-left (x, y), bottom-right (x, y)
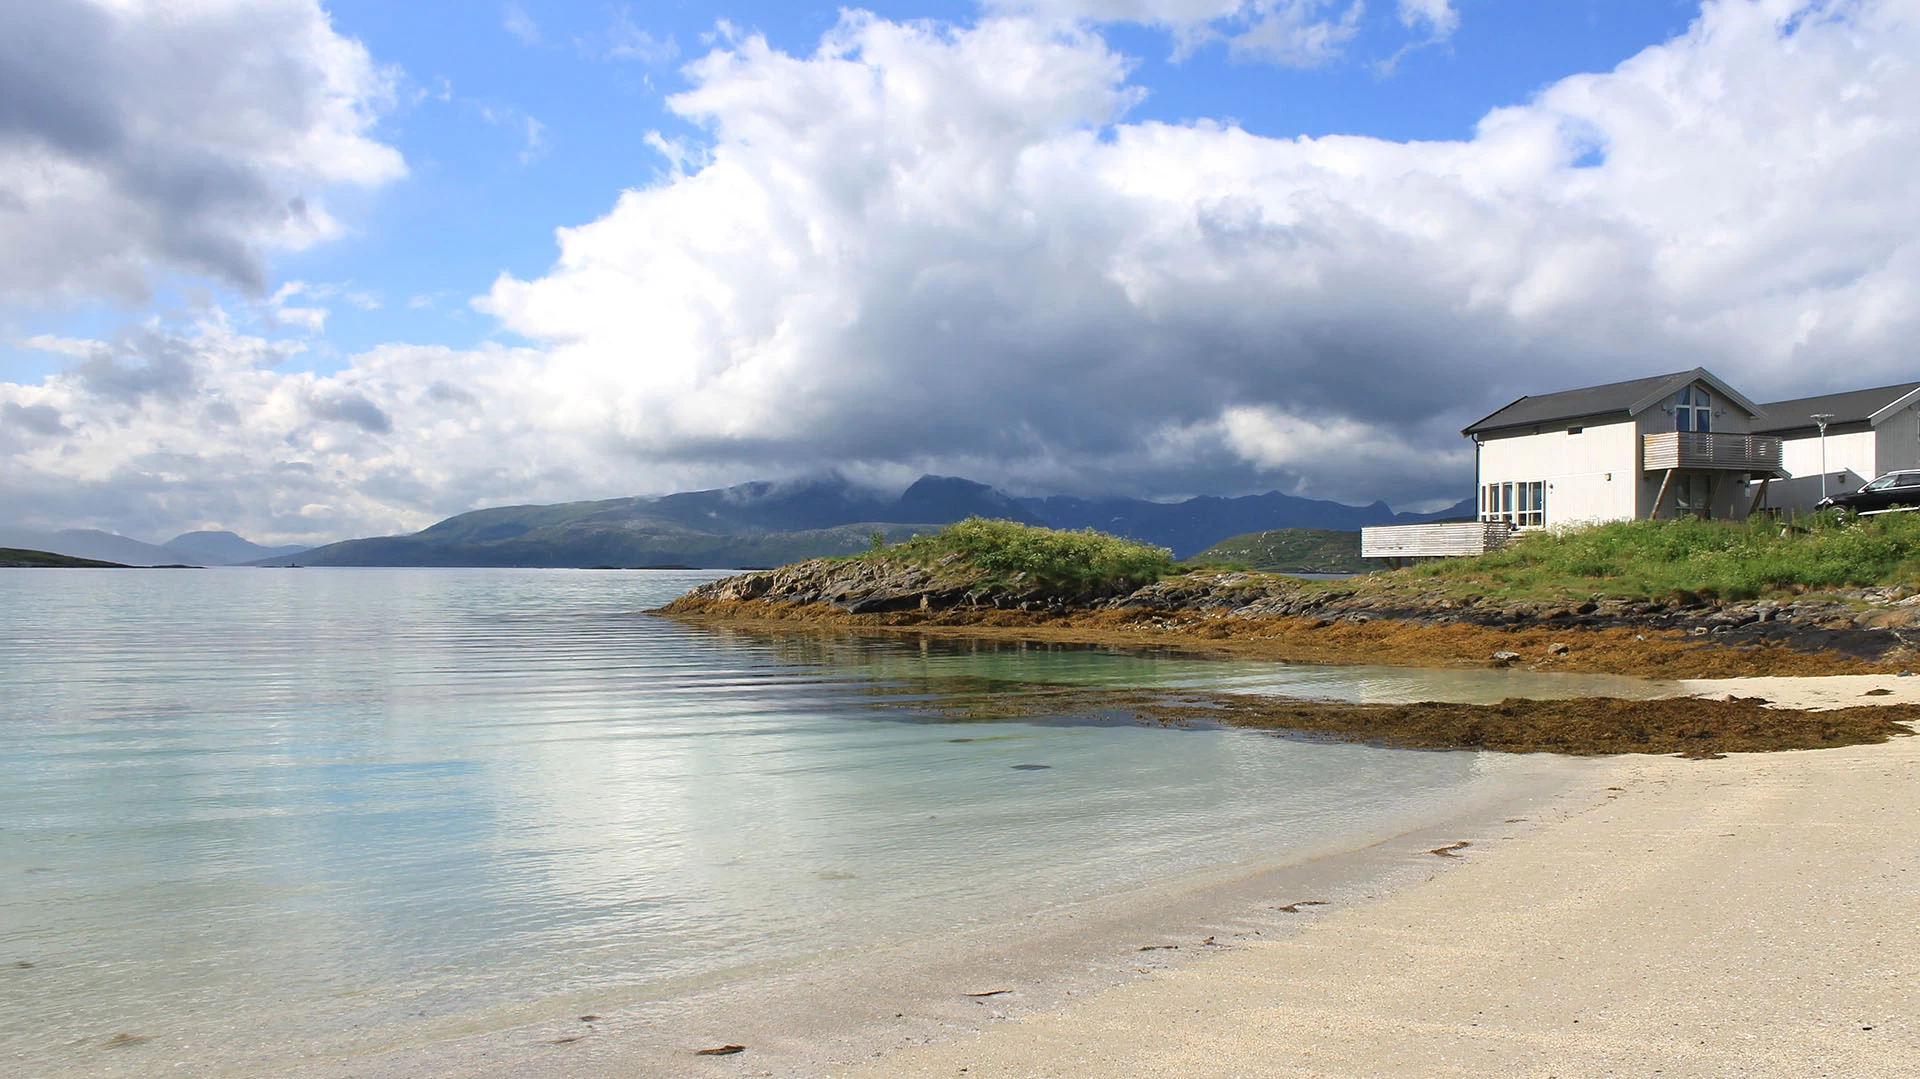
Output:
top-left (1818, 471), bottom-right (1920, 513)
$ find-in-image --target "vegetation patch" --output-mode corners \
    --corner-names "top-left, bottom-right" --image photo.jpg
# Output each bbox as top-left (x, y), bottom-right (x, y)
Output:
top-left (1190, 528), bottom-right (1365, 575)
top-left (864, 517), bottom-right (1179, 592)
top-left (1401, 514), bottom-right (1920, 602)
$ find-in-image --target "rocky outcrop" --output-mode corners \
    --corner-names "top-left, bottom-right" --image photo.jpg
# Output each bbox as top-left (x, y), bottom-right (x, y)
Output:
top-left (663, 560), bottom-right (1920, 667)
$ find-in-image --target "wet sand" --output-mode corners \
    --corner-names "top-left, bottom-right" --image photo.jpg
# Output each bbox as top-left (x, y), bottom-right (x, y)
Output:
top-left (825, 675), bottom-right (1920, 1079)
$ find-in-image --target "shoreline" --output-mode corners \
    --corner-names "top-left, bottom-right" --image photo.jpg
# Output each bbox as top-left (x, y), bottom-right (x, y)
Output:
top-left (829, 685), bottom-right (1920, 1078)
top-left (657, 602), bottom-right (1899, 679)
top-left (269, 674), bottom-right (1920, 1077)
top-left (269, 746), bottom-right (1605, 1079)
top-left (114, 673), bottom-right (1919, 1078)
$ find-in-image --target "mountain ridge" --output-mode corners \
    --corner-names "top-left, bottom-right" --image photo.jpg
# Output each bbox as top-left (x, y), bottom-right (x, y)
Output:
top-left (279, 475), bottom-right (1470, 568)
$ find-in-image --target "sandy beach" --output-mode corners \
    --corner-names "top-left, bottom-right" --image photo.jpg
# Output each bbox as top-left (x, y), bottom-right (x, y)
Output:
top-left (252, 675), bottom-right (1919, 1079)
top-left (820, 675), bottom-right (1920, 1078)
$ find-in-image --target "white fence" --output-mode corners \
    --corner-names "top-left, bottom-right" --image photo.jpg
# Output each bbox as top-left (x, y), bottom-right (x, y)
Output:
top-left (1360, 522), bottom-right (1514, 564)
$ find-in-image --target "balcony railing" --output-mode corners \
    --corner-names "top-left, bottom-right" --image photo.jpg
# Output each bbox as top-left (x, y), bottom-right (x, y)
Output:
top-left (1643, 431), bottom-right (1782, 472)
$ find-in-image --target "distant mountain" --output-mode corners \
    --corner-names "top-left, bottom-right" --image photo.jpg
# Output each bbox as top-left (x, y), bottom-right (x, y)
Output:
top-left (288, 521), bottom-right (938, 569)
top-left (162, 531), bottom-right (308, 565)
top-left (276, 475), bottom-right (1472, 568)
top-left (1190, 529), bottom-right (1368, 575)
top-left (0, 527), bottom-right (306, 567)
top-left (0, 527), bottom-right (185, 566)
top-left (1020, 493), bottom-right (1475, 557)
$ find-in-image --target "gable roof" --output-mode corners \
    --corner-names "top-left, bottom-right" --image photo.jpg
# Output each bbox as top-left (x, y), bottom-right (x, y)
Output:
top-left (1751, 381), bottom-right (1920, 436)
top-left (1462, 367), bottom-right (1762, 437)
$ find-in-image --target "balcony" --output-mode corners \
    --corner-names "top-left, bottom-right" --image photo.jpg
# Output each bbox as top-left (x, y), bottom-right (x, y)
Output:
top-left (1643, 431), bottom-right (1783, 474)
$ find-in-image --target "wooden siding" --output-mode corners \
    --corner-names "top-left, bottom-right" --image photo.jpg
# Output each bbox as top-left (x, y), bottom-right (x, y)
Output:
top-left (1361, 522), bottom-right (1514, 559)
top-left (1642, 431), bottom-right (1782, 473)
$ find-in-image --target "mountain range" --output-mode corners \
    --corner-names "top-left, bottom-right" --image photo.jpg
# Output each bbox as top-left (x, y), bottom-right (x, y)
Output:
top-left (280, 475), bottom-right (1470, 567)
top-left (8, 476), bottom-right (1470, 569)
top-left (0, 528), bottom-right (307, 567)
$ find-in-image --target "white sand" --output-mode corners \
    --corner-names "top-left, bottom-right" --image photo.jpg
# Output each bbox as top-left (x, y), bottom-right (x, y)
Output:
top-left (825, 682), bottom-right (1920, 1078)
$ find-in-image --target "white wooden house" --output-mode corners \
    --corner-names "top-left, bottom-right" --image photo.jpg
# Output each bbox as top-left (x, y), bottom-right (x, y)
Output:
top-left (1750, 382), bottom-right (1920, 513)
top-left (1461, 368), bottom-right (1783, 529)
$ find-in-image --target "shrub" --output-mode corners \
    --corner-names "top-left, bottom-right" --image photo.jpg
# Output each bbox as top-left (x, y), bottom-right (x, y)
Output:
top-left (874, 517), bottom-right (1178, 590)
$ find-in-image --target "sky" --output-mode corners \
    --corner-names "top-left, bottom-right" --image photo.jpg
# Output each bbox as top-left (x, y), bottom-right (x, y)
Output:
top-left (1, 0), bottom-right (1915, 545)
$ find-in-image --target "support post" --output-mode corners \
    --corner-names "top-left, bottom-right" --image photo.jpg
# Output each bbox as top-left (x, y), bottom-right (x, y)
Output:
top-left (1746, 476), bottom-right (1771, 519)
top-left (1649, 469), bottom-right (1675, 520)
top-left (1704, 473), bottom-right (1725, 521)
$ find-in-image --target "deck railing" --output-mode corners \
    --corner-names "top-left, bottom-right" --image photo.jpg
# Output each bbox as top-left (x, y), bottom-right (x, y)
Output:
top-left (1642, 431), bottom-right (1782, 472)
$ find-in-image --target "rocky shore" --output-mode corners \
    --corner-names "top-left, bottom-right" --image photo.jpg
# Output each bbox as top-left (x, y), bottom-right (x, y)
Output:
top-left (658, 556), bottom-right (1920, 675)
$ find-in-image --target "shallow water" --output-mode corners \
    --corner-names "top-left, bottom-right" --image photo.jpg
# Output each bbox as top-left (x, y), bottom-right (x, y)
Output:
top-left (0, 568), bottom-right (1662, 1075)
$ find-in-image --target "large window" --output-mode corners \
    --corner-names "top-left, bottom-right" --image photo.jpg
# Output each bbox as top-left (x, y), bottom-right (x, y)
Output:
top-left (1480, 481), bottom-right (1545, 527)
top-left (1673, 474), bottom-right (1713, 518)
top-left (1674, 385), bottom-right (1712, 432)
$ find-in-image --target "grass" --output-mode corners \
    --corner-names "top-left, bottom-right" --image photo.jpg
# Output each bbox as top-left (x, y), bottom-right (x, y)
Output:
top-left (868, 517), bottom-right (1179, 591)
top-left (1402, 513), bottom-right (1920, 602)
top-left (1191, 528), bottom-right (1365, 575)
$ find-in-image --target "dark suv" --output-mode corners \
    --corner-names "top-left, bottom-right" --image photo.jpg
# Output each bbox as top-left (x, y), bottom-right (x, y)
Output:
top-left (1818, 471), bottom-right (1920, 513)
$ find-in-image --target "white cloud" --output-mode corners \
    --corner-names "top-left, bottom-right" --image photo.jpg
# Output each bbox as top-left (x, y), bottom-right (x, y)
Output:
top-left (990, 0), bottom-right (1370, 65)
top-left (1396, 0), bottom-right (1457, 39)
top-left (606, 7), bottom-right (679, 65)
top-left (502, 2), bottom-right (539, 45)
top-left (0, 0), bottom-right (405, 304)
top-left (6, 1), bottom-right (1920, 540)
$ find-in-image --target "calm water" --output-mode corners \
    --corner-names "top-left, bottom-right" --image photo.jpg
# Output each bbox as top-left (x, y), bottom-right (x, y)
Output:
top-left (0, 569), bottom-right (1658, 1075)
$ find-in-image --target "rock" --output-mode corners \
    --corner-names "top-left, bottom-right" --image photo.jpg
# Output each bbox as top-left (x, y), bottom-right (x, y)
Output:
top-left (1490, 650), bottom-right (1522, 667)
top-left (1546, 642), bottom-right (1570, 657)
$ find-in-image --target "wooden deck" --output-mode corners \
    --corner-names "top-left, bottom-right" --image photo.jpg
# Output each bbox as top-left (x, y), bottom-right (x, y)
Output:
top-left (1642, 431), bottom-right (1782, 473)
top-left (1361, 522), bottom-right (1514, 564)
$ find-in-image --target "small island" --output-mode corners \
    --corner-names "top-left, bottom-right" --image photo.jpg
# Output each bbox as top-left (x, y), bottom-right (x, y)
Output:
top-left (658, 515), bottom-right (1920, 757)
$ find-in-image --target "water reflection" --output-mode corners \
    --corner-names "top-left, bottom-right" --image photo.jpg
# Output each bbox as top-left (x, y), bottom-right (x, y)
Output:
top-left (0, 569), bottom-right (1588, 1076)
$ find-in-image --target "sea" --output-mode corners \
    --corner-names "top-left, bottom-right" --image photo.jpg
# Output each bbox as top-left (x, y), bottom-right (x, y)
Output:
top-left (0, 568), bottom-right (1664, 1076)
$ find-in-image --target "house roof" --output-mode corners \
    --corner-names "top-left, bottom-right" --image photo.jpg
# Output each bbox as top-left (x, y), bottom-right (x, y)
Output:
top-left (1751, 382), bottom-right (1920, 436)
top-left (1462, 367), bottom-right (1762, 437)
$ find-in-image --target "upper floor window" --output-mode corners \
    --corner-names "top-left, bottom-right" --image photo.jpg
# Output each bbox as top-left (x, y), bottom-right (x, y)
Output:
top-left (1674, 386), bottom-right (1712, 433)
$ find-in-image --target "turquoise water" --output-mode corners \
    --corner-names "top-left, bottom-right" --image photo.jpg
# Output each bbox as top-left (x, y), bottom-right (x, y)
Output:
top-left (0, 569), bottom-right (1649, 1075)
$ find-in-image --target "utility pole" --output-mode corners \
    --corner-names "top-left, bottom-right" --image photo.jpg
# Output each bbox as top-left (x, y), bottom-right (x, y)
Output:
top-left (1811, 413), bottom-right (1835, 502)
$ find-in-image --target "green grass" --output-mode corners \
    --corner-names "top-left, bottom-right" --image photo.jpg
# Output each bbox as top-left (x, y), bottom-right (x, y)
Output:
top-left (1403, 514), bottom-right (1920, 602)
top-left (1191, 528), bottom-right (1365, 575)
top-left (869, 517), bottom-right (1179, 590)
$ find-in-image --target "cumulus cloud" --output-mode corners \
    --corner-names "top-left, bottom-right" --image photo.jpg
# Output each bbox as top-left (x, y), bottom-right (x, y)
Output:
top-left (6, 0), bottom-right (1920, 540)
top-left (0, 0), bottom-right (404, 304)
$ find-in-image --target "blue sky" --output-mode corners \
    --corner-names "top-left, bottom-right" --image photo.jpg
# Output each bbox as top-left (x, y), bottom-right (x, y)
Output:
top-left (3, 0), bottom-right (1913, 542)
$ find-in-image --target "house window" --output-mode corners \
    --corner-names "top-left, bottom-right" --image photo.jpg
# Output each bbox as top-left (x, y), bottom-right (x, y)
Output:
top-left (1673, 474), bottom-right (1713, 517)
top-left (1674, 386), bottom-right (1712, 433)
top-left (1567, 426), bottom-right (1584, 435)
top-left (1480, 480), bottom-right (1546, 527)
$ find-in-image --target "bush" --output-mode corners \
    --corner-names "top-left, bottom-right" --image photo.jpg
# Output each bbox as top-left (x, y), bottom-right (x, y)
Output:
top-left (874, 517), bottom-right (1178, 590)
top-left (1405, 513), bottom-right (1920, 600)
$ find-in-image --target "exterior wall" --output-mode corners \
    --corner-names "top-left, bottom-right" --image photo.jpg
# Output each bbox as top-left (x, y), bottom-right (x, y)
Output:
top-left (1478, 419), bottom-right (1638, 528)
top-left (1766, 428), bottom-right (1876, 514)
top-left (1780, 428), bottom-right (1876, 482)
top-left (1876, 406), bottom-right (1920, 472)
top-left (1631, 384), bottom-right (1754, 521)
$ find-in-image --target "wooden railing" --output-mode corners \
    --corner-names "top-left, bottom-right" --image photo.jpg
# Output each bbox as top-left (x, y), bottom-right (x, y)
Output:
top-left (1643, 432), bottom-right (1782, 472)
